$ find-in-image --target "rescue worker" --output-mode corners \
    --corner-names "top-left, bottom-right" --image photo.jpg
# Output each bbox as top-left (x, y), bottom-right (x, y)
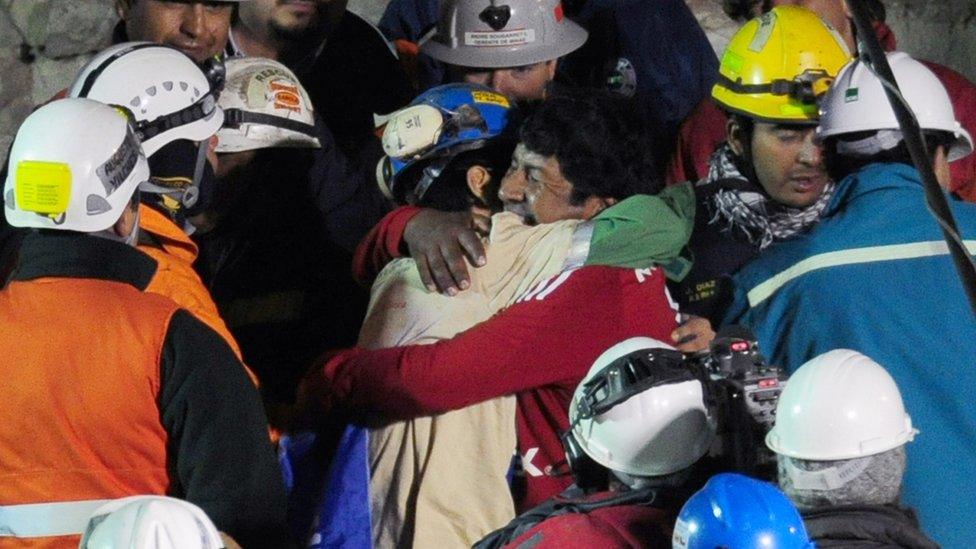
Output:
top-left (300, 90), bottom-right (682, 512)
top-left (475, 337), bottom-right (716, 548)
top-left (315, 84), bottom-right (695, 548)
top-left (0, 98), bottom-right (288, 546)
top-left (725, 51), bottom-right (976, 548)
top-left (80, 496), bottom-right (237, 549)
top-left (194, 56), bottom-right (341, 413)
top-left (672, 473), bottom-right (813, 549)
top-left (767, 350), bottom-right (938, 548)
top-left (113, 0), bottom-right (244, 62)
top-left (228, 0), bottom-right (412, 343)
top-left (667, 6), bottom-right (851, 324)
top-left (68, 43), bottom-right (251, 373)
top-left (380, 0), bottom-right (717, 150)
top-left (413, 0), bottom-right (588, 102)
top-left (670, 0), bottom-right (976, 202)
top-left (229, 0), bottom-right (413, 156)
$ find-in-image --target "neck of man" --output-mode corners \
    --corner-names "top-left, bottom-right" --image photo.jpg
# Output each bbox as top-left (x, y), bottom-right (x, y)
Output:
top-left (231, 22), bottom-right (284, 60)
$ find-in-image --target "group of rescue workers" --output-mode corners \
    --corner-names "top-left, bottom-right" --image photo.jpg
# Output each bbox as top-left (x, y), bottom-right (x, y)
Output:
top-left (1, 0), bottom-right (974, 547)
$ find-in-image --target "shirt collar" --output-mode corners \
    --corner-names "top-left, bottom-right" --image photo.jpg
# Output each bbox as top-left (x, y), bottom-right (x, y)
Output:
top-left (13, 231), bottom-right (157, 290)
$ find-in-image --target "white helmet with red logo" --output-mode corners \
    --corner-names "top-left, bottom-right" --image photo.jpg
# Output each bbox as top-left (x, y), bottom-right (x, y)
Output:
top-left (421, 0), bottom-right (588, 69)
top-left (216, 57), bottom-right (320, 153)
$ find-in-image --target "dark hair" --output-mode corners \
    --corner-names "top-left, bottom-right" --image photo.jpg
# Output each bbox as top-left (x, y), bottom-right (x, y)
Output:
top-left (722, 0), bottom-right (770, 22)
top-left (406, 106), bottom-right (529, 212)
top-left (414, 136), bottom-right (516, 213)
top-left (517, 89), bottom-right (662, 205)
top-left (824, 130), bottom-right (953, 181)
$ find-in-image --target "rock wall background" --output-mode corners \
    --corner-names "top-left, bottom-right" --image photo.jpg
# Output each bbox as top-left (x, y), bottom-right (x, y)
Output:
top-left (1, 0), bottom-right (974, 165)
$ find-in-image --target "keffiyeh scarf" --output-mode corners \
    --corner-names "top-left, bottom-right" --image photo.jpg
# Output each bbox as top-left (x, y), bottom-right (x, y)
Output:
top-left (700, 144), bottom-right (835, 250)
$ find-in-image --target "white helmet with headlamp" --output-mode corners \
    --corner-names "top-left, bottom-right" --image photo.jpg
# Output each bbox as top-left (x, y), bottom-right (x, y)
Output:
top-left (563, 337), bottom-right (716, 491)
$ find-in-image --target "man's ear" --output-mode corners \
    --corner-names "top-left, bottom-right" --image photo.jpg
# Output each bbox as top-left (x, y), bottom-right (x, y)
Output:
top-left (726, 117), bottom-right (746, 157)
top-left (934, 144), bottom-right (952, 191)
top-left (113, 198), bottom-right (139, 239)
top-left (544, 59), bottom-right (558, 81)
top-left (580, 196), bottom-right (617, 221)
top-left (466, 165), bottom-right (492, 202)
top-left (115, 0), bottom-right (131, 20)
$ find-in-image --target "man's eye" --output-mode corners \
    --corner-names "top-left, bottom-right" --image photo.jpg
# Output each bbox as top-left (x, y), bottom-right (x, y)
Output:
top-left (776, 131), bottom-right (803, 143)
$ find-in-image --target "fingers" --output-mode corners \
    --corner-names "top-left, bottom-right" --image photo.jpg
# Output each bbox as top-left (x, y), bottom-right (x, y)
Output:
top-left (671, 316), bottom-right (716, 353)
top-left (425, 246), bottom-right (461, 295)
top-left (415, 253), bottom-right (437, 293)
top-left (458, 229), bottom-right (487, 267)
top-left (469, 211), bottom-right (492, 236)
top-left (439, 241), bottom-right (471, 293)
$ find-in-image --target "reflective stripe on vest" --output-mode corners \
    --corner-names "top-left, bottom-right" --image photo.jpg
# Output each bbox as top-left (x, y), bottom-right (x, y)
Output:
top-left (0, 499), bottom-right (112, 537)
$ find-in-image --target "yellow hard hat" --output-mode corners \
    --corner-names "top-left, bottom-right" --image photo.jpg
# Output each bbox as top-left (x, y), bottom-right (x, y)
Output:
top-left (711, 6), bottom-right (852, 124)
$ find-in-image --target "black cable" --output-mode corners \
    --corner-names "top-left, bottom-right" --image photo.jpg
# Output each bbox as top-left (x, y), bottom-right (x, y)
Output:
top-left (848, 0), bottom-right (976, 320)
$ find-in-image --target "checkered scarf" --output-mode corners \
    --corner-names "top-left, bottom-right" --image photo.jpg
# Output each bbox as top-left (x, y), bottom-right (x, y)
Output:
top-left (699, 144), bottom-right (834, 250)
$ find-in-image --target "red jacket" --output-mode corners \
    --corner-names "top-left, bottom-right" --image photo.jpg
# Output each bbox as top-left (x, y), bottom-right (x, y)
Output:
top-left (665, 24), bottom-right (976, 201)
top-left (351, 205), bottom-right (420, 286)
top-left (314, 265), bottom-right (679, 510)
top-left (503, 502), bottom-right (673, 549)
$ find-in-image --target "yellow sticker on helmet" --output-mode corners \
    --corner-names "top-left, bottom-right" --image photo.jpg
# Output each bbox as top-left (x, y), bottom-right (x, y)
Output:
top-left (15, 161), bottom-right (72, 215)
top-left (472, 90), bottom-right (510, 108)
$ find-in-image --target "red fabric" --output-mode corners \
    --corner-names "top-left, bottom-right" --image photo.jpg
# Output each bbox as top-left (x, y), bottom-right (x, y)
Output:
top-left (665, 99), bottom-right (727, 185)
top-left (504, 500), bottom-right (673, 549)
top-left (394, 39), bottom-right (422, 92)
top-left (351, 205), bottom-right (422, 286)
top-left (871, 20), bottom-right (898, 51)
top-left (317, 265), bottom-right (679, 509)
top-left (921, 61), bottom-right (976, 201)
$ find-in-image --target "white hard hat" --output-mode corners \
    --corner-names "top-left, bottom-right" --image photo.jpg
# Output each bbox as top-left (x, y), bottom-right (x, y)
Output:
top-left (817, 51), bottom-right (974, 162)
top-left (4, 98), bottom-right (150, 232)
top-left (766, 349), bottom-right (918, 461)
top-left (216, 57), bottom-right (320, 153)
top-left (569, 337), bottom-right (715, 478)
top-left (69, 42), bottom-right (224, 157)
top-left (421, 0), bottom-right (588, 69)
top-left (79, 496), bottom-right (224, 549)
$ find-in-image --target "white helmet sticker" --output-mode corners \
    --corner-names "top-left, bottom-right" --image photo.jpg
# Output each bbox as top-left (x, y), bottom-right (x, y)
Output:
top-left (464, 29), bottom-right (537, 47)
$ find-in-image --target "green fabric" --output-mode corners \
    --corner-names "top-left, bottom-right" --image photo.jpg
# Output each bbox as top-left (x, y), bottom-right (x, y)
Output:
top-left (584, 184), bottom-right (696, 281)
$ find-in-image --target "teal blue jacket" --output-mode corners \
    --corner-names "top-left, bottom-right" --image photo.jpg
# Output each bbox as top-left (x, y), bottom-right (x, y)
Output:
top-left (725, 162), bottom-right (976, 548)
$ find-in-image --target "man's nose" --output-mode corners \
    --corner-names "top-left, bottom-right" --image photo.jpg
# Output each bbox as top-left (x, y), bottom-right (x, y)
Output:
top-left (798, 129), bottom-right (824, 166)
top-left (498, 171), bottom-right (526, 203)
top-left (180, 5), bottom-right (206, 38)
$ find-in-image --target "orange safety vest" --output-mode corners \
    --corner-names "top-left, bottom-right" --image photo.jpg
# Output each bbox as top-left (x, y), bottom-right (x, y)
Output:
top-left (138, 205), bottom-right (258, 385)
top-left (0, 277), bottom-right (179, 547)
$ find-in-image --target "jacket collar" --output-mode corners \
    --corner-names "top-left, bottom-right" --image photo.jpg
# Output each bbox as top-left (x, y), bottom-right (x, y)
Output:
top-left (13, 231), bottom-right (157, 290)
top-left (803, 504), bottom-right (937, 549)
top-left (825, 162), bottom-right (928, 217)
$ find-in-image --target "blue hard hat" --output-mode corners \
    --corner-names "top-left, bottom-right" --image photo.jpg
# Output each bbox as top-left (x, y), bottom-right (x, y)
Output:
top-left (381, 83), bottom-right (514, 205)
top-left (672, 473), bottom-right (814, 549)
